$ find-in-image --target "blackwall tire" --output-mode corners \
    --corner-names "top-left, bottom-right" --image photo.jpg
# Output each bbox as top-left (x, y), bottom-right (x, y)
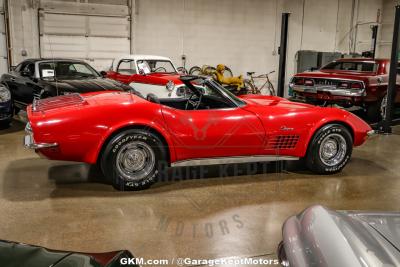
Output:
top-left (306, 124), bottom-right (353, 174)
top-left (366, 98), bottom-right (384, 123)
top-left (100, 129), bottom-right (168, 191)
top-left (0, 119), bottom-right (11, 129)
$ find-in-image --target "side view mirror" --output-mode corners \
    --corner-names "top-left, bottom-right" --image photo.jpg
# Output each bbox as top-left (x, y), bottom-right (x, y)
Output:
top-left (100, 70), bottom-right (107, 78)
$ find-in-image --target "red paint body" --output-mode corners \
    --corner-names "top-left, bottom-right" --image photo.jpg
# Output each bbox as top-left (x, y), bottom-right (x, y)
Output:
top-left (291, 58), bottom-right (400, 107)
top-left (106, 71), bottom-right (182, 86)
top-left (27, 92), bottom-right (371, 165)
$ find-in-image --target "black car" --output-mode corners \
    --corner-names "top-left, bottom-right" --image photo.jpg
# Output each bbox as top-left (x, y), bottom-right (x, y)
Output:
top-left (0, 239), bottom-right (139, 267)
top-left (1, 58), bottom-right (132, 112)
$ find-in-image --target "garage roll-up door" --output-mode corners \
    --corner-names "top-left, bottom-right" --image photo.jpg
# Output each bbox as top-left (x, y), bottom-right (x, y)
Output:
top-left (39, 11), bottom-right (130, 71)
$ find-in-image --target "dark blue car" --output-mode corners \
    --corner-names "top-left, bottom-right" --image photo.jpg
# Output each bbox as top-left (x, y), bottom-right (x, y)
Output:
top-left (0, 84), bottom-right (12, 127)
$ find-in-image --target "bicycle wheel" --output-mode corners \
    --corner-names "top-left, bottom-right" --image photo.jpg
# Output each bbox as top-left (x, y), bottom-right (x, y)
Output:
top-left (189, 66), bottom-right (202, 75)
top-left (268, 81), bottom-right (276, 96)
top-left (203, 66), bottom-right (216, 77)
top-left (177, 67), bottom-right (188, 75)
top-left (243, 79), bottom-right (257, 94)
top-left (224, 66), bottom-right (233, 77)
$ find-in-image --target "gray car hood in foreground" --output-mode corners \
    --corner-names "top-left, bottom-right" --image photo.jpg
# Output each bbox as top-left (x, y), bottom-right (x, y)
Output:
top-left (281, 205), bottom-right (400, 267)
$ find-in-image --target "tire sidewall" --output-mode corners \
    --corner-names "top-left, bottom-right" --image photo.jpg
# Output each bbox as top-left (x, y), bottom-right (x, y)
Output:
top-left (307, 124), bottom-right (353, 173)
top-left (101, 130), bottom-right (167, 191)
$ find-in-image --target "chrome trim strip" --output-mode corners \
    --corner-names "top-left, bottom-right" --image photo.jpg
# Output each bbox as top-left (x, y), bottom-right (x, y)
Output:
top-left (292, 85), bottom-right (366, 97)
top-left (171, 155), bottom-right (299, 167)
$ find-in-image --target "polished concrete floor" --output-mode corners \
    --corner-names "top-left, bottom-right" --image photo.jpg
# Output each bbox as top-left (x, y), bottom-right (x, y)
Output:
top-left (0, 116), bottom-right (400, 266)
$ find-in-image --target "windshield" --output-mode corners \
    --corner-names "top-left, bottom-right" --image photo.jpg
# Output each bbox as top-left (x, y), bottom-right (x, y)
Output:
top-left (321, 61), bottom-right (378, 72)
top-left (137, 60), bottom-right (176, 74)
top-left (38, 61), bottom-right (100, 79)
top-left (188, 78), bottom-right (246, 107)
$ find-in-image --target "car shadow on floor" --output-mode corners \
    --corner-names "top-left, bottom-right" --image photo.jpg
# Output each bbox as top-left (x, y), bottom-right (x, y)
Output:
top-left (1, 155), bottom-right (387, 201)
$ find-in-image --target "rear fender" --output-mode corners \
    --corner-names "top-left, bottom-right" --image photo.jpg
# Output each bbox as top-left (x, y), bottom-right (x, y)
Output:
top-left (86, 119), bottom-right (176, 164)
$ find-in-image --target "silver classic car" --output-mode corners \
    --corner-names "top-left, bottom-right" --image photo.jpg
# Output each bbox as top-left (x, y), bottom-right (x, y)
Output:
top-left (278, 205), bottom-right (400, 266)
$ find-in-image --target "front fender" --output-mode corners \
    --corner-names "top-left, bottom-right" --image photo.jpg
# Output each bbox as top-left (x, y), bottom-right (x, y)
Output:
top-left (300, 108), bottom-right (371, 157)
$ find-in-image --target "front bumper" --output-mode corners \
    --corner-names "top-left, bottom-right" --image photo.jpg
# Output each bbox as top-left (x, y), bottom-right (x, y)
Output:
top-left (367, 130), bottom-right (376, 137)
top-left (23, 123), bottom-right (58, 149)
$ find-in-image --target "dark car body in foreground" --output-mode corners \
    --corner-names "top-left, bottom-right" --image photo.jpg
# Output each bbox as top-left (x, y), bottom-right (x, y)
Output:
top-left (278, 205), bottom-right (400, 266)
top-left (0, 239), bottom-right (138, 267)
top-left (1, 58), bottom-right (131, 111)
top-left (290, 58), bottom-right (400, 121)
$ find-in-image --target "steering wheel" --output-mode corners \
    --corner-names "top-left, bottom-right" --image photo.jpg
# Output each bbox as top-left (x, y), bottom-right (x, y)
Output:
top-left (185, 93), bottom-right (203, 110)
top-left (153, 67), bottom-right (167, 72)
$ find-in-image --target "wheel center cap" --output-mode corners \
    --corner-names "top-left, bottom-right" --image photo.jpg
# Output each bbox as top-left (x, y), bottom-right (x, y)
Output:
top-left (323, 140), bottom-right (338, 158)
top-left (123, 149), bottom-right (146, 171)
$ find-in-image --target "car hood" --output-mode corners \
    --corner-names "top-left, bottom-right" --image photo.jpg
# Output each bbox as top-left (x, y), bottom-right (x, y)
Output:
top-left (239, 94), bottom-right (320, 116)
top-left (45, 78), bottom-right (131, 93)
top-left (0, 239), bottom-right (136, 267)
top-left (140, 73), bottom-right (183, 85)
top-left (294, 70), bottom-right (373, 81)
top-left (281, 205), bottom-right (400, 267)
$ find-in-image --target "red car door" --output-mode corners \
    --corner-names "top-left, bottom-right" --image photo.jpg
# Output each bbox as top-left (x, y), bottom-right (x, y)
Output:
top-left (161, 106), bottom-right (266, 161)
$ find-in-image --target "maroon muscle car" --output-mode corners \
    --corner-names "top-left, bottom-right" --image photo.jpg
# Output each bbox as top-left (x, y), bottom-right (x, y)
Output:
top-left (289, 58), bottom-right (400, 121)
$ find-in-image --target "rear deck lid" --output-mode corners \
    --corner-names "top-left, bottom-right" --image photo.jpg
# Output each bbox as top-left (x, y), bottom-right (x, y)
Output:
top-left (32, 93), bottom-right (86, 113)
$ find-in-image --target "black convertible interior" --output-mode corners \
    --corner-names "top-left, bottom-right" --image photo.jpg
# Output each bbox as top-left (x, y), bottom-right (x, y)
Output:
top-left (146, 93), bottom-right (233, 110)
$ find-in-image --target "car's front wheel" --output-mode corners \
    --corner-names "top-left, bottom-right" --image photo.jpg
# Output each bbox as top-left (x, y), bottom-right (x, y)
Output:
top-left (100, 129), bottom-right (168, 191)
top-left (306, 124), bottom-right (353, 174)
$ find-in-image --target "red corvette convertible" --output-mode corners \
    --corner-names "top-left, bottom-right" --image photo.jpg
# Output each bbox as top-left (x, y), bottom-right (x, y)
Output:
top-left (24, 76), bottom-right (373, 190)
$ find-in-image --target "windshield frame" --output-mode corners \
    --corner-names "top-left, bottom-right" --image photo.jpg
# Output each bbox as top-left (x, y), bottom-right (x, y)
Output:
top-left (37, 60), bottom-right (100, 80)
top-left (180, 76), bottom-right (246, 108)
top-left (136, 59), bottom-right (178, 74)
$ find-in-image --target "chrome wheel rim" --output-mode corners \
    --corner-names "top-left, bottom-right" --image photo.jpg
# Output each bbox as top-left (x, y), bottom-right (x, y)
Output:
top-left (380, 94), bottom-right (387, 119)
top-left (116, 141), bottom-right (155, 181)
top-left (319, 133), bottom-right (347, 166)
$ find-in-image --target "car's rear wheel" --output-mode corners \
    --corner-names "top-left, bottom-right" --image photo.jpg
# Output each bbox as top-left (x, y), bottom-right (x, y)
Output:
top-left (366, 95), bottom-right (386, 122)
top-left (100, 129), bottom-right (168, 191)
top-left (306, 124), bottom-right (353, 174)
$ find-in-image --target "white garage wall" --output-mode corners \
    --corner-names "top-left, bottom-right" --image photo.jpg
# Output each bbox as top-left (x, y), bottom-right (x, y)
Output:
top-left (5, 0), bottom-right (391, 95)
top-left (133, 0), bottom-right (280, 93)
top-left (134, 0), bottom-right (384, 96)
